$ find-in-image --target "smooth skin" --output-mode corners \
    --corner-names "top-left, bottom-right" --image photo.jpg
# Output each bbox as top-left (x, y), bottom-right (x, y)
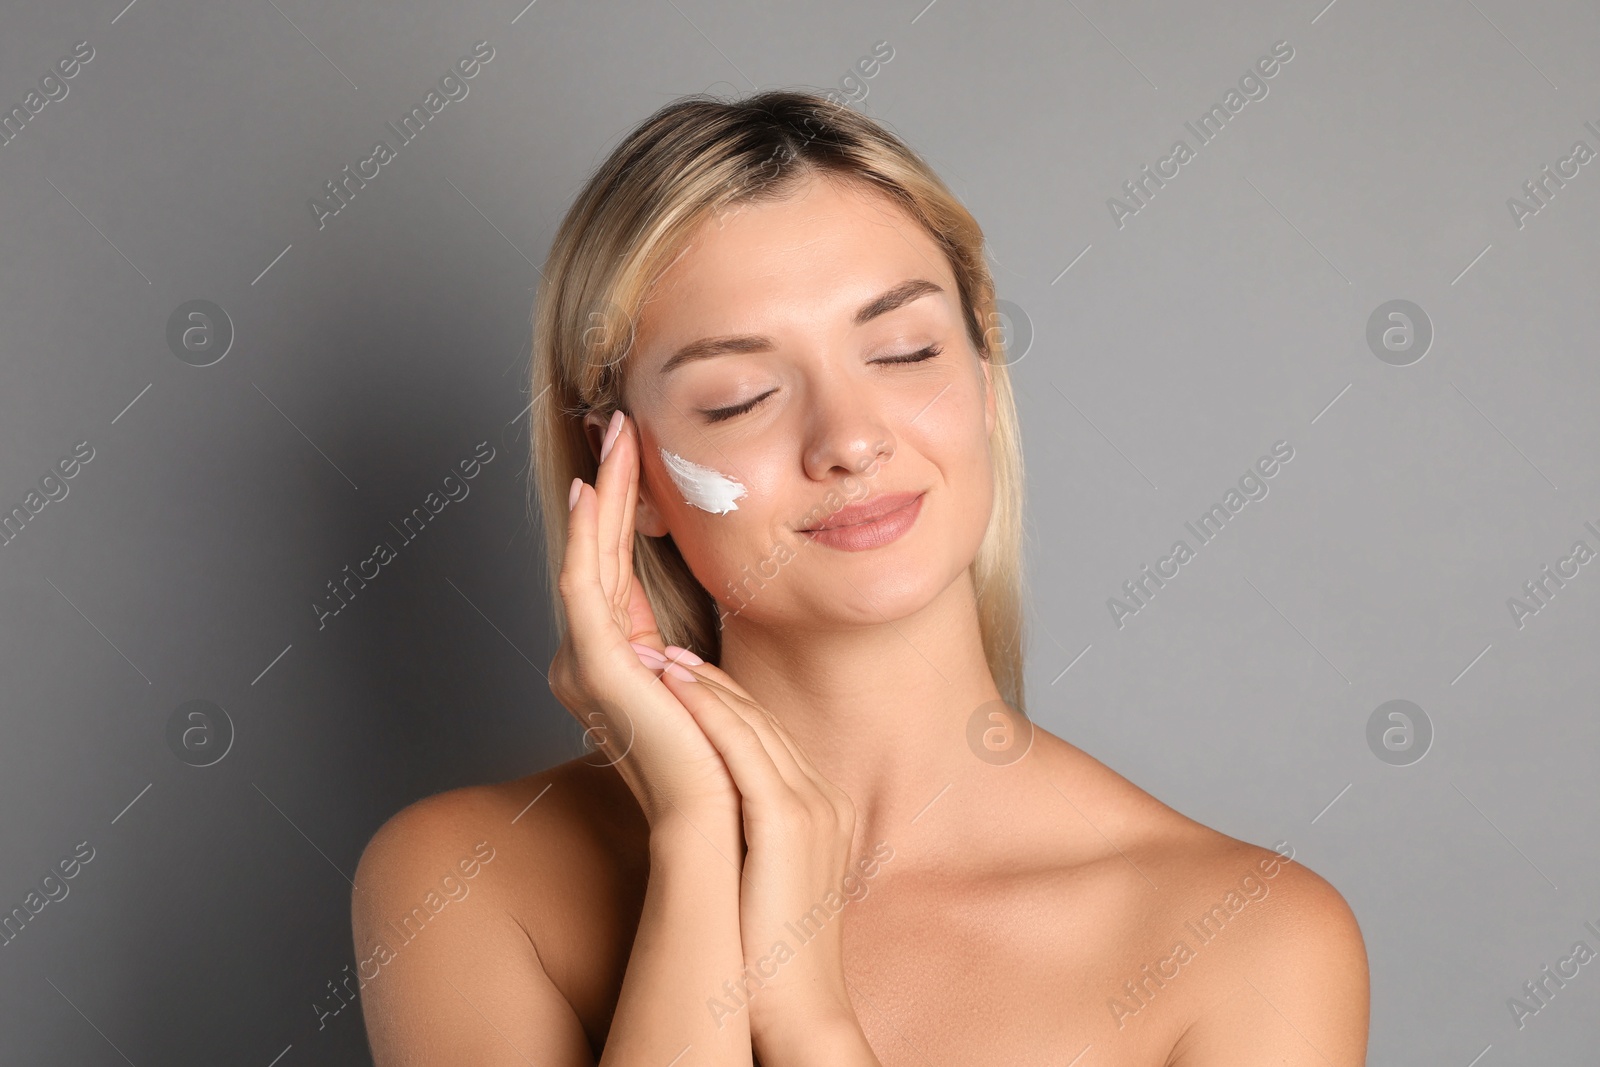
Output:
top-left (352, 174), bottom-right (1369, 1066)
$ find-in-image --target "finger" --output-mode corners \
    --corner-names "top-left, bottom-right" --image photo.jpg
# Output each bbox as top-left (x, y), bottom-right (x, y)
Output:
top-left (666, 654), bottom-right (752, 700)
top-left (632, 641), bottom-right (668, 668)
top-left (659, 669), bottom-right (797, 804)
top-left (665, 665), bottom-right (814, 794)
top-left (677, 660), bottom-right (819, 782)
top-left (615, 413), bottom-right (641, 583)
top-left (677, 667), bottom-right (856, 823)
top-left (624, 578), bottom-right (667, 653)
top-left (655, 651), bottom-right (822, 794)
top-left (558, 479), bottom-right (616, 642)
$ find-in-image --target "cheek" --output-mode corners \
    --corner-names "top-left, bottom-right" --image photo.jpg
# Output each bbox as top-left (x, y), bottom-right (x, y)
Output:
top-left (671, 513), bottom-right (797, 618)
top-left (647, 450), bottom-right (793, 594)
top-left (911, 367), bottom-right (992, 477)
top-left (912, 370), bottom-right (996, 543)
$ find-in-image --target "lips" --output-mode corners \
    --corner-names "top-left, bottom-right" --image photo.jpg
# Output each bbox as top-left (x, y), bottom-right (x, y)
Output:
top-left (797, 490), bottom-right (925, 552)
top-left (801, 491), bottom-right (924, 531)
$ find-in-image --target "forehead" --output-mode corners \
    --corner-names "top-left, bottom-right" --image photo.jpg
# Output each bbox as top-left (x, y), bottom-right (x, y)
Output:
top-left (632, 176), bottom-right (955, 365)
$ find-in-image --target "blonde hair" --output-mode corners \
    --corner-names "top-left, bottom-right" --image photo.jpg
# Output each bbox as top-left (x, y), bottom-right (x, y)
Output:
top-left (525, 90), bottom-right (1029, 715)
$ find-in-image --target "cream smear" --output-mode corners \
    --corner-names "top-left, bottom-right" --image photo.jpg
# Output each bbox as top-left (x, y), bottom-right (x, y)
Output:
top-left (658, 447), bottom-right (748, 514)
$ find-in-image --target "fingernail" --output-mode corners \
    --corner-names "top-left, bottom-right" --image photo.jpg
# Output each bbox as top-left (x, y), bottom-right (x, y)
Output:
top-left (636, 650), bottom-right (665, 671)
top-left (568, 477), bottom-right (582, 511)
top-left (630, 641), bottom-right (667, 664)
top-left (599, 410), bottom-right (624, 463)
top-left (662, 645), bottom-right (704, 666)
top-left (663, 662), bottom-right (696, 682)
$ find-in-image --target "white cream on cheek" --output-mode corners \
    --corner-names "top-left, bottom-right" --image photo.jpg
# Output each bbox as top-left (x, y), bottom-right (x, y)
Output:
top-left (658, 447), bottom-right (748, 514)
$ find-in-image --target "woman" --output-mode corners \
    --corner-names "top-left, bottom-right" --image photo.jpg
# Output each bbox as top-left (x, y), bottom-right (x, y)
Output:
top-left (351, 90), bottom-right (1369, 1065)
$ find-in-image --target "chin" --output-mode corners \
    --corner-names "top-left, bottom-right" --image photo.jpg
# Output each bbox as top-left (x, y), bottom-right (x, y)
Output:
top-left (740, 538), bottom-right (978, 630)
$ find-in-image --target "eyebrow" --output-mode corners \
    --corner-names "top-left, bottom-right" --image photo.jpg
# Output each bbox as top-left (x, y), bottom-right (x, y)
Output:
top-left (657, 278), bottom-right (945, 375)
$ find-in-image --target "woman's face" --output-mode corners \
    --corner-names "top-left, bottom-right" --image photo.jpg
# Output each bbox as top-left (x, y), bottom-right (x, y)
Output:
top-left (598, 173), bottom-right (997, 628)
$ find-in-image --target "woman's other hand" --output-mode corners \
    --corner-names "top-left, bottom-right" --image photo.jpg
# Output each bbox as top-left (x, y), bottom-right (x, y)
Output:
top-left (656, 660), bottom-right (879, 1062)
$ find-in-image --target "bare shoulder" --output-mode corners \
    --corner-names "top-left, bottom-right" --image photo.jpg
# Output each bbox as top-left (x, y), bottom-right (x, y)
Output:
top-left (1158, 837), bottom-right (1370, 1065)
top-left (353, 755), bottom-right (650, 969)
top-left (355, 756), bottom-right (646, 900)
top-left (350, 758), bottom-right (648, 1063)
top-left (1029, 732), bottom-right (1368, 1063)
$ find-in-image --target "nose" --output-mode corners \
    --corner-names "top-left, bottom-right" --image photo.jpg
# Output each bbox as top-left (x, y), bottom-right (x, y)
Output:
top-left (800, 372), bottom-right (896, 482)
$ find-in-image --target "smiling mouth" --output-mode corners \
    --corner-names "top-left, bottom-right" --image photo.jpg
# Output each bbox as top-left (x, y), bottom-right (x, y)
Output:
top-left (795, 491), bottom-right (925, 551)
top-left (800, 490), bottom-right (924, 532)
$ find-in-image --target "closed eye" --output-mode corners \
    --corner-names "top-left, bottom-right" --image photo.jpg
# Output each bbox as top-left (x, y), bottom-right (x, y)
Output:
top-left (704, 390), bottom-right (776, 423)
top-left (873, 343), bottom-right (943, 365)
top-left (701, 344), bottom-right (944, 423)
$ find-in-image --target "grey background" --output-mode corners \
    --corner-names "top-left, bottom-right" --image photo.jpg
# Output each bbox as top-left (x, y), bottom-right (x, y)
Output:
top-left (1, 0), bottom-right (1596, 1062)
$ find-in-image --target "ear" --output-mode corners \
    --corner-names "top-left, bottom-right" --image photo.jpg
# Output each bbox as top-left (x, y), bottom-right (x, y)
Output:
top-left (581, 409), bottom-right (670, 538)
top-left (632, 461), bottom-right (671, 539)
top-left (581, 409), bottom-right (611, 463)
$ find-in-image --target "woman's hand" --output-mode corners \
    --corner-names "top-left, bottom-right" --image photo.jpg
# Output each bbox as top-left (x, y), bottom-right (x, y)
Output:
top-left (550, 410), bottom-right (739, 835)
top-left (654, 661), bottom-right (882, 1064)
top-left (555, 409), bottom-right (877, 1063)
